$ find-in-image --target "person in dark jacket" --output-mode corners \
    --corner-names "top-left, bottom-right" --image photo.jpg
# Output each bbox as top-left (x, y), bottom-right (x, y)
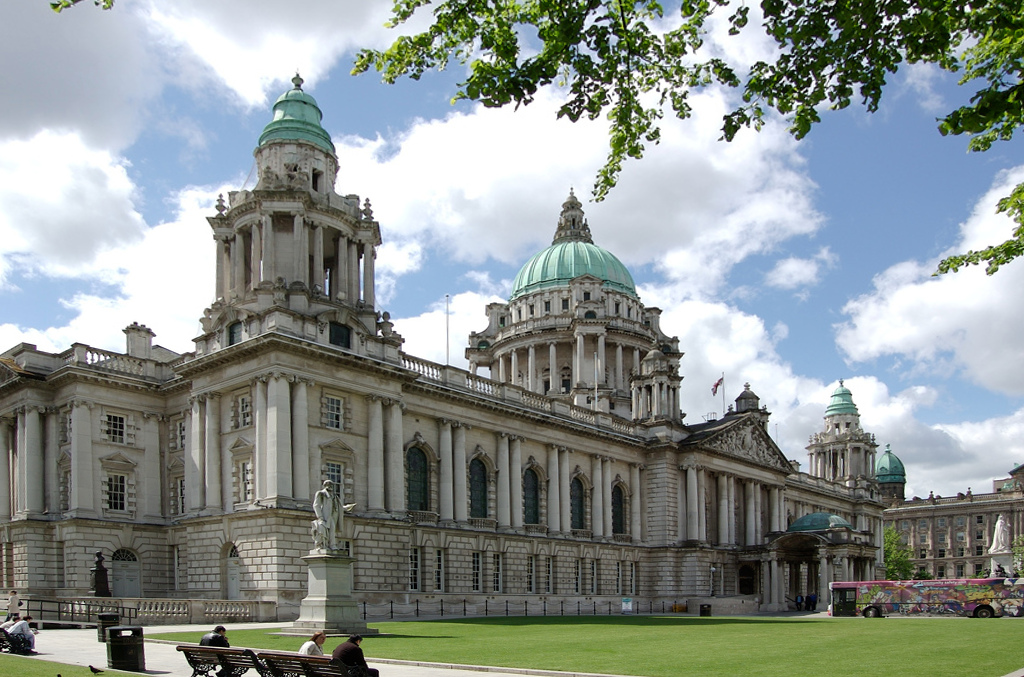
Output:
top-left (199, 625), bottom-right (230, 647)
top-left (331, 634), bottom-right (379, 677)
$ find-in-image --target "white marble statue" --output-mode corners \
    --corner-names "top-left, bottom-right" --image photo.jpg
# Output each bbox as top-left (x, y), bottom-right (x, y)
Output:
top-left (311, 480), bottom-right (355, 551)
top-left (989, 514), bottom-right (1012, 554)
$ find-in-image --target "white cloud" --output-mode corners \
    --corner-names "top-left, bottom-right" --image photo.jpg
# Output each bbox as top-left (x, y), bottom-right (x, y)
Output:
top-left (764, 246), bottom-right (837, 291)
top-left (836, 166), bottom-right (1024, 394)
top-left (0, 131), bottom-right (147, 283)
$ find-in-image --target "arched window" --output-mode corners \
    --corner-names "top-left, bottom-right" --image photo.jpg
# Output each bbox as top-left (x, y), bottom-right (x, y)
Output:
top-left (523, 469), bottom-right (540, 525)
top-left (611, 485), bottom-right (625, 534)
top-left (112, 549), bottom-right (137, 562)
top-left (570, 477), bottom-right (585, 530)
top-left (470, 458), bottom-right (488, 518)
top-left (407, 447), bottom-right (429, 511)
top-left (227, 321), bottom-right (243, 346)
top-left (584, 311), bottom-right (597, 319)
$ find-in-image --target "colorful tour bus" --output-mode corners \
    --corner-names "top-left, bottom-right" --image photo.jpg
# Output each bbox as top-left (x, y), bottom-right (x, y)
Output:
top-left (830, 578), bottom-right (1024, 618)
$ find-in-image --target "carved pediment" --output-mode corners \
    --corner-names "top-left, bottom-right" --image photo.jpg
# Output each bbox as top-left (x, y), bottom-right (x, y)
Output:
top-left (700, 419), bottom-right (791, 472)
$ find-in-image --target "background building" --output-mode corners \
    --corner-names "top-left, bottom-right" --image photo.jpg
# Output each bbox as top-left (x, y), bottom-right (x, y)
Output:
top-left (0, 77), bottom-right (884, 619)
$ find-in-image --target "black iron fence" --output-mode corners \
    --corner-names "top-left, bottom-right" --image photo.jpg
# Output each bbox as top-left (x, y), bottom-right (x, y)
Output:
top-left (24, 598), bottom-right (138, 625)
top-left (360, 598), bottom-right (686, 620)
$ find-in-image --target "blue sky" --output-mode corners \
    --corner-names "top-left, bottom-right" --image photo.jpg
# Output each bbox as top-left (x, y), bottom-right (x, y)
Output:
top-left (3, 1), bottom-right (1024, 498)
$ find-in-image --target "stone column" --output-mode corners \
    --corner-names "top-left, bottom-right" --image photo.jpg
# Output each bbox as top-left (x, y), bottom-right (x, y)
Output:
top-left (204, 393), bottom-right (222, 510)
top-left (745, 481), bottom-right (756, 545)
top-left (697, 467), bottom-right (707, 541)
top-left (292, 379), bottom-right (311, 502)
top-left (188, 397), bottom-right (205, 511)
top-left (603, 458), bottom-right (613, 538)
top-left (597, 334), bottom-right (606, 384)
top-left (142, 413), bottom-right (162, 518)
top-left (559, 447), bottom-right (571, 531)
top-left (251, 224), bottom-right (262, 290)
top-left (769, 486), bottom-right (780, 532)
top-left (69, 401), bottom-right (94, 514)
top-left (761, 558), bottom-right (772, 610)
top-left (266, 373), bottom-right (293, 499)
top-left (453, 424), bottom-right (468, 521)
top-left (254, 377), bottom-right (268, 498)
top-left (686, 466), bottom-right (699, 540)
top-left (616, 344), bottom-right (624, 391)
top-left (385, 400), bottom-right (404, 512)
top-left (366, 396), bottom-right (384, 512)
top-left (527, 345), bottom-right (536, 392)
top-left (510, 436), bottom-right (523, 529)
top-left (574, 334), bottom-right (584, 386)
top-left (548, 343), bottom-right (557, 393)
top-left (717, 474), bottom-right (729, 545)
top-left (547, 445), bottom-right (560, 533)
top-left (631, 463), bottom-right (642, 542)
top-left (592, 455), bottom-right (604, 538)
top-left (312, 224), bottom-right (325, 292)
top-left (754, 484), bottom-right (763, 543)
top-left (0, 418), bottom-right (11, 520)
top-left (233, 232), bottom-right (245, 294)
top-left (819, 551), bottom-right (831, 603)
top-left (362, 242), bottom-right (375, 307)
top-left (498, 355), bottom-right (507, 383)
top-left (263, 214), bottom-right (276, 282)
top-left (438, 420), bottom-right (454, 521)
top-left (497, 433), bottom-right (511, 529)
top-left (348, 241), bottom-right (359, 302)
top-left (44, 408), bottom-right (59, 515)
top-left (510, 350), bottom-right (519, 387)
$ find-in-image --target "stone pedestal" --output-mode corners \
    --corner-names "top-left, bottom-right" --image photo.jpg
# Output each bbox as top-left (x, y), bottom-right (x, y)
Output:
top-left (989, 552), bottom-right (1013, 577)
top-left (293, 552), bottom-right (377, 635)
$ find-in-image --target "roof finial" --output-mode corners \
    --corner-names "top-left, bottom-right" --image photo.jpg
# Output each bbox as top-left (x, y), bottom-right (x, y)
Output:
top-left (292, 72), bottom-right (304, 90)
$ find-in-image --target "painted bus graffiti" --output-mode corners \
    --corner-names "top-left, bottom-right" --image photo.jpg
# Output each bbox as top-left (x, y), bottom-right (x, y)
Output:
top-left (830, 578), bottom-right (1024, 618)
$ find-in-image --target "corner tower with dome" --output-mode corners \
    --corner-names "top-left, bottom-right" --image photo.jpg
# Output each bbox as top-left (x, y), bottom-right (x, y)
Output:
top-left (467, 191), bottom-right (682, 419)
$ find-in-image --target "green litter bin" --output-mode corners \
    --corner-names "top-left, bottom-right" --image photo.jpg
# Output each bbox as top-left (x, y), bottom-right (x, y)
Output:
top-left (107, 625), bottom-right (145, 672)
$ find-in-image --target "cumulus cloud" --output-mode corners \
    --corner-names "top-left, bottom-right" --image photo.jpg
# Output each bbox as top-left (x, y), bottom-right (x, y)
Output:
top-left (837, 166), bottom-right (1024, 394)
top-left (765, 247), bottom-right (837, 292)
top-left (0, 131), bottom-right (147, 283)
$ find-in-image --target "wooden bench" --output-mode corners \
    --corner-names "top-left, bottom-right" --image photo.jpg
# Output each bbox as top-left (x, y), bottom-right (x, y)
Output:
top-left (256, 651), bottom-right (355, 677)
top-left (176, 645), bottom-right (271, 677)
top-left (0, 628), bottom-right (32, 655)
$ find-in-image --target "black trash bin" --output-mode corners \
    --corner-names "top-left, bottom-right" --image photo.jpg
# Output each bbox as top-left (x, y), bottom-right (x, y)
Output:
top-left (97, 612), bottom-right (120, 643)
top-left (699, 604), bottom-right (712, 617)
top-left (107, 625), bottom-right (145, 672)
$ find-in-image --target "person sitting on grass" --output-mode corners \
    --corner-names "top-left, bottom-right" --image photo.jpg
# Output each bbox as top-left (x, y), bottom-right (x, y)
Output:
top-left (331, 634), bottom-right (379, 677)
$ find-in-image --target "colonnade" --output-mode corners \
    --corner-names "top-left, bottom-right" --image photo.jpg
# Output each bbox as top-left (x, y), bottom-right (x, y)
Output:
top-left (678, 465), bottom-right (784, 546)
top-left (807, 443), bottom-right (877, 481)
top-left (495, 336), bottom-right (643, 394)
top-left (215, 211), bottom-right (376, 306)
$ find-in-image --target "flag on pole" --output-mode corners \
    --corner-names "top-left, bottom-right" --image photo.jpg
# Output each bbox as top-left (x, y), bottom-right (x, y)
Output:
top-left (711, 376), bottom-right (724, 396)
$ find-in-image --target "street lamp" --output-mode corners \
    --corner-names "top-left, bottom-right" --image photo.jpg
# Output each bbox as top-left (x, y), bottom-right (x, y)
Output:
top-left (710, 565), bottom-right (717, 597)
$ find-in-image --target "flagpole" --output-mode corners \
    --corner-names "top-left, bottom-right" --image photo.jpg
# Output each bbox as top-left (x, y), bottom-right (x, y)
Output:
top-left (445, 294), bottom-right (450, 366)
top-left (720, 372), bottom-right (725, 416)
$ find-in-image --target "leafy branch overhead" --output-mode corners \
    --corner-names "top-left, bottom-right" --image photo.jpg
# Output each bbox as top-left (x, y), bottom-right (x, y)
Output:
top-left (354, 0), bottom-right (1024, 274)
top-left (53, 0), bottom-right (1024, 274)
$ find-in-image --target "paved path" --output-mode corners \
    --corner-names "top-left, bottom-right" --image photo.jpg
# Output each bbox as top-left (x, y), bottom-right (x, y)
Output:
top-left (14, 620), bottom-right (1024, 677)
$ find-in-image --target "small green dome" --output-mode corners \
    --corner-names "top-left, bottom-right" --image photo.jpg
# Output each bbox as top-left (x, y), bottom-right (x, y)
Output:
top-left (258, 75), bottom-right (335, 155)
top-left (876, 444), bottom-right (906, 483)
top-left (510, 191), bottom-right (637, 300)
top-left (824, 380), bottom-right (859, 416)
top-left (787, 512), bottom-right (853, 532)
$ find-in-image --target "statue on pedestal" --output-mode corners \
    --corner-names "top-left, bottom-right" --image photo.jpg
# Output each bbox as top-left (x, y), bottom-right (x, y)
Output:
top-left (989, 514), bottom-right (1012, 554)
top-left (311, 480), bottom-right (355, 551)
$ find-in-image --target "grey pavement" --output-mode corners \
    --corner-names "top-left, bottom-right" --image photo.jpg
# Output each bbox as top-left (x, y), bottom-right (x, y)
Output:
top-left (15, 620), bottom-right (1024, 677)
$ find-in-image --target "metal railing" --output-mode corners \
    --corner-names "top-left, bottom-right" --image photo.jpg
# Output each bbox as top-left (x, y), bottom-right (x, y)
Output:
top-left (25, 598), bottom-right (138, 625)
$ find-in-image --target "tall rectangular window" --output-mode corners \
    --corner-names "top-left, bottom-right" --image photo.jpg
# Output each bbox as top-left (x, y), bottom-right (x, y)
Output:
top-left (409, 548), bottom-right (421, 591)
top-left (238, 396), bottom-right (252, 428)
top-left (105, 414), bottom-right (126, 444)
top-left (176, 419), bottom-right (187, 449)
top-left (325, 462), bottom-right (343, 488)
top-left (324, 395), bottom-right (344, 430)
top-left (544, 556), bottom-right (553, 594)
top-left (240, 462), bottom-right (253, 502)
top-left (434, 549), bottom-right (445, 593)
top-left (616, 562), bottom-right (622, 595)
top-left (955, 563), bottom-right (965, 577)
top-left (589, 560), bottom-right (597, 594)
top-left (937, 565), bottom-right (946, 578)
top-left (492, 553), bottom-right (503, 593)
top-left (106, 474), bottom-right (126, 511)
top-left (472, 552), bottom-right (482, 592)
top-left (937, 517), bottom-right (947, 527)
top-left (177, 477), bottom-right (186, 514)
top-left (526, 556), bottom-right (536, 594)
top-left (574, 559), bottom-right (582, 594)
top-left (629, 562), bottom-right (637, 595)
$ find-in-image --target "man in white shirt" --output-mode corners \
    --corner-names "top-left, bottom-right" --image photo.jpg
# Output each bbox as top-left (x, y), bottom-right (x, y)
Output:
top-left (8, 615), bottom-right (37, 652)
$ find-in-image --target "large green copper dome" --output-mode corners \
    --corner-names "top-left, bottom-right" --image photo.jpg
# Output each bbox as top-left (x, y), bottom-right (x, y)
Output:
top-left (876, 444), bottom-right (906, 483)
top-left (824, 380), bottom-right (859, 416)
top-left (510, 191), bottom-right (637, 300)
top-left (258, 75), bottom-right (335, 155)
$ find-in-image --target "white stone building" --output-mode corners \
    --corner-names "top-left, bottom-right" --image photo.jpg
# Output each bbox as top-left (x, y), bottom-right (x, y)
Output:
top-left (0, 76), bottom-right (884, 619)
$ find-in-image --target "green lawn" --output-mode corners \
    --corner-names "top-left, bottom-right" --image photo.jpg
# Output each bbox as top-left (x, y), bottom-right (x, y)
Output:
top-left (148, 615), bottom-right (1024, 677)
top-left (0, 654), bottom-right (123, 677)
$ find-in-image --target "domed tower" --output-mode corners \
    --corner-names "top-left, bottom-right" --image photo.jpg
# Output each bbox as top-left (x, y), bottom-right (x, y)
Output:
top-left (196, 75), bottom-right (397, 358)
top-left (875, 443), bottom-right (906, 502)
top-left (466, 190), bottom-right (681, 418)
top-left (805, 380), bottom-right (878, 485)
top-left (732, 382), bottom-right (770, 427)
